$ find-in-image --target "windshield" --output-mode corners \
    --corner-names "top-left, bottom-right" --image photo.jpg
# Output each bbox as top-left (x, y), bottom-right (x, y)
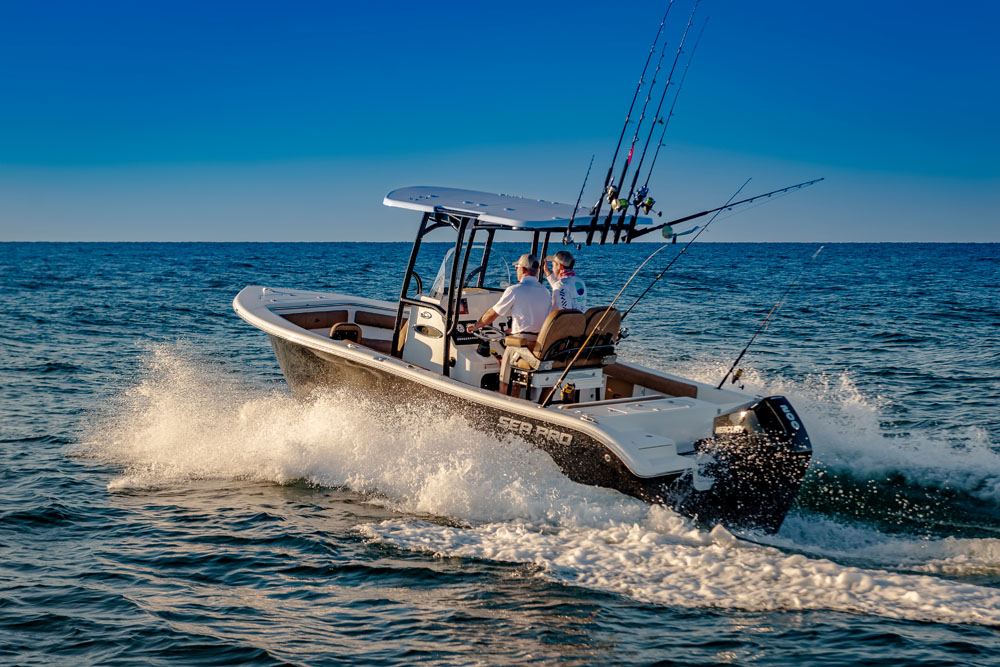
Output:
top-left (429, 244), bottom-right (511, 299)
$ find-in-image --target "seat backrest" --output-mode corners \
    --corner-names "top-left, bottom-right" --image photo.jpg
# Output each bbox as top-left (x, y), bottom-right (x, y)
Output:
top-left (533, 309), bottom-right (585, 361)
top-left (285, 309), bottom-right (348, 330)
top-left (354, 310), bottom-right (396, 330)
top-left (584, 306), bottom-right (621, 344)
top-left (569, 306), bottom-right (621, 366)
top-left (330, 322), bottom-right (363, 343)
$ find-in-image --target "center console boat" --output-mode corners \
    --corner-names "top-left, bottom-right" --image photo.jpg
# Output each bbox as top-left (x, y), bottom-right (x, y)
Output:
top-left (234, 186), bottom-right (812, 533)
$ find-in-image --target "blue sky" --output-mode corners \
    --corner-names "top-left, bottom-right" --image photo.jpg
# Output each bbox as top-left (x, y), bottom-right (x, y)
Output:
top-left (1, 0), bottom-right (997, 241)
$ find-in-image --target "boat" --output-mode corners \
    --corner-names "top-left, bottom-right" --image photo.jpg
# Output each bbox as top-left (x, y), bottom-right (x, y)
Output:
top-left (234, 186), bottom-right (812, 533)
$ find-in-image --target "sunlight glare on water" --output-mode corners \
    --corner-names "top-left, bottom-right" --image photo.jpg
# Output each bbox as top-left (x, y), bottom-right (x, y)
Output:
top-left (2, 241), bottom-right (998, 664)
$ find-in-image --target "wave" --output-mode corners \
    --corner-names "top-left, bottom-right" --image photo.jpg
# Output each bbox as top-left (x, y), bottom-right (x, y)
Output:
top-left (362, 513), bottom-right (1000, 626)
top-left (83, 344), bottom-right (1000, 626)
top-left (764, 513), bottom-right (1000, 577)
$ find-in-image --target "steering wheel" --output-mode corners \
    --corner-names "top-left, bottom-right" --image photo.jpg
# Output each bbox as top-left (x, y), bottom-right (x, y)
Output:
top-left (463, 266), bottom-right (484, 288)
top-left (468, 324), bottom-right (505, 342)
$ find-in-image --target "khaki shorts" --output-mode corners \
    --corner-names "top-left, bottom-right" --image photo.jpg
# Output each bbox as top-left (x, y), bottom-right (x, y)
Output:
top-left (498, 335), bottom-right (537, 385)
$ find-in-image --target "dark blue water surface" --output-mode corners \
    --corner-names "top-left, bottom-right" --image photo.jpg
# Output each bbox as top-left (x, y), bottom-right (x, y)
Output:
top-left (1, 241), bottom-right (998, 665)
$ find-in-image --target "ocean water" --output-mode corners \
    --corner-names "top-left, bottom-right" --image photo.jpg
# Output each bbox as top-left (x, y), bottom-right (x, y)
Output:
top-left (1, 241), bottom-right (998, 665)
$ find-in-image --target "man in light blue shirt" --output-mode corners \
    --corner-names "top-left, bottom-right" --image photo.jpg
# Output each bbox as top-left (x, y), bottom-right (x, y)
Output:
top-left (544, 250), bottom-right (587, 312)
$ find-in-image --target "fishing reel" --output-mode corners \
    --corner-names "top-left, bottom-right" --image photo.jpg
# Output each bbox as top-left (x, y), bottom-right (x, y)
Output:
top-left (561, 382), bottom-right (576, 401)
top-left (604, 184), bottom-right (619, 204)
top-left (640, 196), bottom-right (655, 214)
top-left (631, 186), bottom-right (649, 210)
top-left (611, 198), bottom-right (628, 211)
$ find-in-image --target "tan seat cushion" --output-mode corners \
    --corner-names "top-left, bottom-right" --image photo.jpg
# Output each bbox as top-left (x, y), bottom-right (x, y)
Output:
top-left (533, 310), bottom-right (586, 358)
top-left (584, 306), bottom-right (621, 340)
top-left (285, 310), bottom-right (348, 329)
top-left (504, 335), bottom-right (537, 348)
top-left (354, 310), bottom-right (396, 330)
top-left (605, 362), bottom-right (698, 398)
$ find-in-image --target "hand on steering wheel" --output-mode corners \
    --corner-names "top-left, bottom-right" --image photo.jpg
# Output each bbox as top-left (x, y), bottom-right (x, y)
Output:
top-left (466, 323), bottom-right (505, 342)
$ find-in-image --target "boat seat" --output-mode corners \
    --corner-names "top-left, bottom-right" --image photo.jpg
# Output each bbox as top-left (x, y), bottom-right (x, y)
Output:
top-left (330, 322), bottom-right (362, 343)
top-left (351, 309), bottom-right (408, 355)
top-left (354, 310), bottom-right (396, 330)
top-left (284, 309), bottom-right (348, 330)
top-left (507, 308), bottom-right (619, 372)
top-left (509, 309), bottom-right (586, 371)
top-left (604, 361), bottom-right (698, 399)
top-left (584, 306), bottom-right (622, 345)
top-left (506, 309), bottom-right (619, 402)
top-left (575, 306), bottom-right (621, 365)
top-left (508, 307), bottom-right (619, 371)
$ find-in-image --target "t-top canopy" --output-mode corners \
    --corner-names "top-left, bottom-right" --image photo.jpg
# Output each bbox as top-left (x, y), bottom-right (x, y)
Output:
top-left (384, 186), bottom-right (652, 231)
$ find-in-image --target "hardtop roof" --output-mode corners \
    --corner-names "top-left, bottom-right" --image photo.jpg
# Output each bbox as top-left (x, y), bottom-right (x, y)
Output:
top-left (384, 186), bottom-right (652, 231)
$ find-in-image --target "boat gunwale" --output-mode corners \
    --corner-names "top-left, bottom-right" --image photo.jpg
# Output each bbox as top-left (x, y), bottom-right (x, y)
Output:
top-left (234, 285), bottom-right (755, 406)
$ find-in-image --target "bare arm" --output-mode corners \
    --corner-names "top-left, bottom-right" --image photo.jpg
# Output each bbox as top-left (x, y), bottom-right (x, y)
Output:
top-left (473, 308), bottom-right (499, 330)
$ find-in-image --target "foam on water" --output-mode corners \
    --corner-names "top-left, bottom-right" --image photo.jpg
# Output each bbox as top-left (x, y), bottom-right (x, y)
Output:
top-left (86, 345), bottom-right (1000, 626)
top-left (87, 345), bottom-right (648, 526)
top-left (769, 514), bottom-right (1000, 577)
top-left (362, 516), bottom-right (1000, 626)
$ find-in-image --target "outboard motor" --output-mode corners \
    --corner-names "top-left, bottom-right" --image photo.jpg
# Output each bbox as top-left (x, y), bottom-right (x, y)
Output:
top-left (674, 396), bottom-right (812, 533)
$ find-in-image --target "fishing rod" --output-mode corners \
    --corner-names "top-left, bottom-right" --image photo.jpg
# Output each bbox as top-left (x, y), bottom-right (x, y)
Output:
top-left (625, 177), bottom-right (824, 242)
top-left (594, 20), bottom-right (674, 246)
top-left (621, 178), bottom-right (751, 320)
top-left (613, 0), bottom-right (700, 244)
top-left (717, 245), bottom-right (825, 389)
top-left (563, 154), bottom-right (594, 246)
top-left (540, 179), bottom-right (751, 408)
top-left (622, 15), bottom-right (709, 242)
top-left (586, 1), bottom-right (674, 246)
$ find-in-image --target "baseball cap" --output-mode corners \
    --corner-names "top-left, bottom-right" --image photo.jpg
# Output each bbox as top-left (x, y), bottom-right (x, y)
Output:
top-left (515, 253), bottom-right (539, 271)
top-left (551, 250), bottom-right (574, 268)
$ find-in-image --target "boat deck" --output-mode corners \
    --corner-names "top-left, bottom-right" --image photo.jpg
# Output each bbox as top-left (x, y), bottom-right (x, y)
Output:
top-left (236, 285), bottom-right (754, 417)
top-left (234, 284), bottom-right (768, 479)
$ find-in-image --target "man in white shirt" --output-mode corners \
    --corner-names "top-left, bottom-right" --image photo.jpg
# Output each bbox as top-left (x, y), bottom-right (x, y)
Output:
top-left (544, 250), bottom-right (587, 312)
top-left (471, 253), bottom-right (551, 395)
